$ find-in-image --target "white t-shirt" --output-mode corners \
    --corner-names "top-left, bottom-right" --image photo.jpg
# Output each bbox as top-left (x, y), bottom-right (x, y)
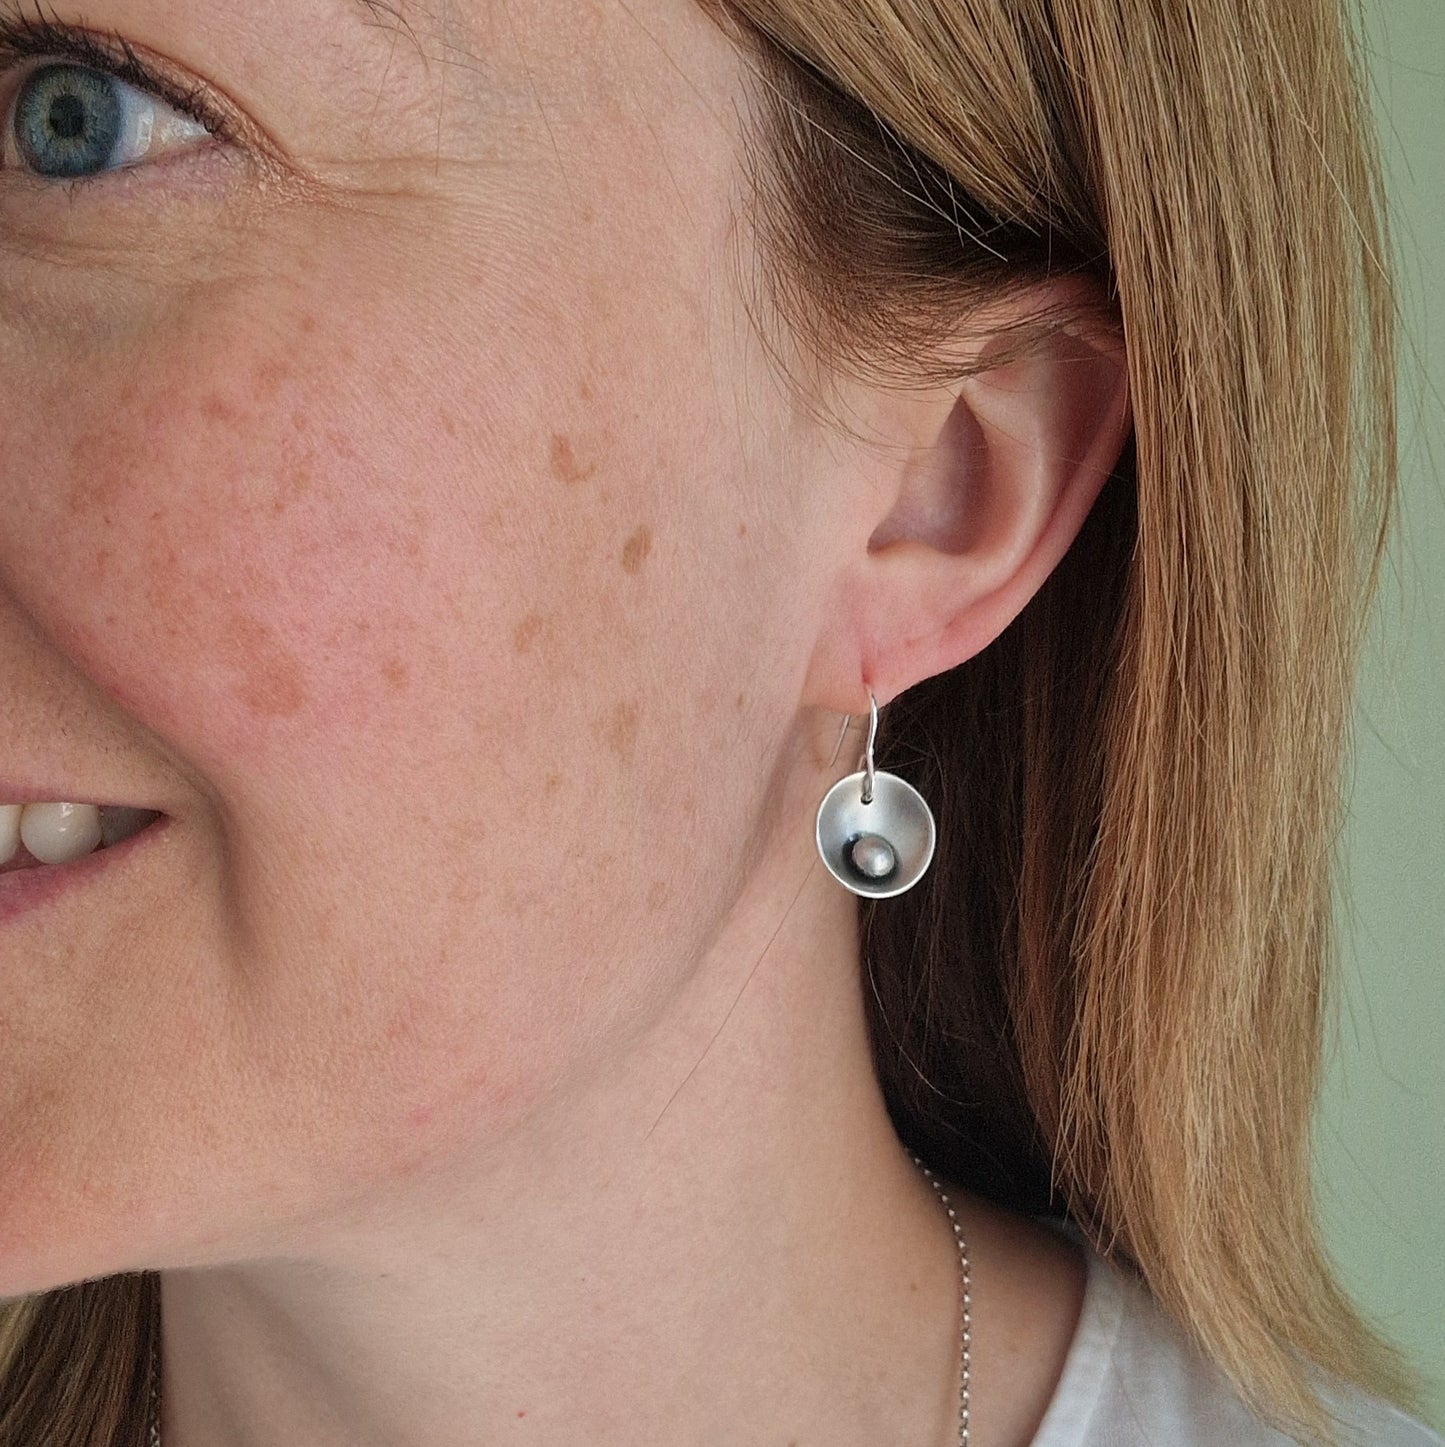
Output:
top-left (1032, 1242), bottom-right (1443, 1446)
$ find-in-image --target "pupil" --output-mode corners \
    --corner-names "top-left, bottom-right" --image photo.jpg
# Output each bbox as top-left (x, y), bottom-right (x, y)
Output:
top-left (49, 93), bottom-right (86, 141)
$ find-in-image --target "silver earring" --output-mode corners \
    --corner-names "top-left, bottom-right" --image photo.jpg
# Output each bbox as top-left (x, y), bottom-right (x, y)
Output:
top-left (815, 690), bottom-right (936, 898)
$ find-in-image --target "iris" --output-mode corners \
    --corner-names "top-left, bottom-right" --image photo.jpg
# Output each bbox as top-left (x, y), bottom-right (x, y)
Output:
top-left (15, 63), bottom-right (123, 178)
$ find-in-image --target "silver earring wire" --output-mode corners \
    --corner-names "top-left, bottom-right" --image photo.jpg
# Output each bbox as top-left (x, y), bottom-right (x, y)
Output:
top-left (859, 690), bottom-right (880, 805)
top-left (826, 690), bottom-right (879, 788)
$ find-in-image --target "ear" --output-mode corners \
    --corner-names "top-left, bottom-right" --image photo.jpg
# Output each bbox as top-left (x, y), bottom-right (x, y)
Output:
top-left (800, 283), bottom-right (1132, 715)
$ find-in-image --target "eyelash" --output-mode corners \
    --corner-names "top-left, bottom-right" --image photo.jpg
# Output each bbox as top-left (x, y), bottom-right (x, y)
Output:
top-left (0, 0), bottom-right (234, 168)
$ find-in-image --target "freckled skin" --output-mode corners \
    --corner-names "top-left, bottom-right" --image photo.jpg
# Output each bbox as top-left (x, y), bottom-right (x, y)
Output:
top-left (512, 611), bottom-right (546, 653)
top-left (593, 698), bottom-right (642, 765)
top-left (0, 0), bottom-right (806, 1291)
top-left (621, 523), bottom-right (653, 574)
top-left (13, 57), bottom-right (1131, 1447)
top-left (549, 431), bottom-right (606, 486)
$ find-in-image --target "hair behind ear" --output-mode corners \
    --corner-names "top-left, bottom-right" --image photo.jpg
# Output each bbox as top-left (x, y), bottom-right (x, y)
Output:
top-left (709, 0), bottom-right (1415, 1435)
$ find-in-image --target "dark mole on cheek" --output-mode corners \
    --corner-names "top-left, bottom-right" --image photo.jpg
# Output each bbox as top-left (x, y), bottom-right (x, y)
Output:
top-left (549, 433), bottom-right (597, 485)
top-left (380, 656), bottom-right (410, 691)
top-left (620, 525), bottom-right (652, 575)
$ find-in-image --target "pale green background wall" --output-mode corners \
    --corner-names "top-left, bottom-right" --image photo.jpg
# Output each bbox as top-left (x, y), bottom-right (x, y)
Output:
top-left (1315, 0), bottom-right (1445, 1430)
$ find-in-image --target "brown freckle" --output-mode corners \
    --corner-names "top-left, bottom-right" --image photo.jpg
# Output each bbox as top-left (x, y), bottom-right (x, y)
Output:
top-left (201, 392), bottom-right (238, 424)
top-left (439, 408), bottom-right (458, 438)
top-left (220, 612), bottom-right (309, 719)
top-left (682, 793), bottom-right (698, 818)
top-left (93, 548), bottom-right (112, 580)
top-left (578, 378), bottom-right (593, 401)
top-left (512, 612), bottom-right (545, 654)
top-left (593, 699), bottom-right (641, 765)
top-left (620, 525), bottom-right (652, 575)
top-left (517, 1410), bottom-right (527, 1419)
top-left (291, 409), bottom-right (309, 434)
top-left (274, 471), bottom-right (310, 515)
top-left (299, 313), bottom-right (319, 335)
top-left (646, 880), bottom-right (670, 911)
top-left (380, 656), bottom-right (410, 691)
top-left (252, 358), bottom-right (288, 402)
top-left (549, 432), bottom-right (597, 485)
top-left (544, 771), bottom-right (562, 795)
top-left (326, 428), bottom-right (360, 462)
top-left (737, 521), bottom-right (748, 538)
top-left (735, 691), bottom-right (745, 710)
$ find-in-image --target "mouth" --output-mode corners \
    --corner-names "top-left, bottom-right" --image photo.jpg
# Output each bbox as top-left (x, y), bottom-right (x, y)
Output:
top-left (0, 802), bottom-right (168, 926)
top-left (0, 802), bottom-right (164, 875)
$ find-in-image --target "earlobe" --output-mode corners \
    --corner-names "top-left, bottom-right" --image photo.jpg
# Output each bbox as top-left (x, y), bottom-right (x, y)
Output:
top-left (804, 300), bottom-right (1132, 714)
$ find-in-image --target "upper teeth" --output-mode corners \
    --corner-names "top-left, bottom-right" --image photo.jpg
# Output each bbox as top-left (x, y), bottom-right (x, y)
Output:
top-left (0, 802), bottom-right (157, 867)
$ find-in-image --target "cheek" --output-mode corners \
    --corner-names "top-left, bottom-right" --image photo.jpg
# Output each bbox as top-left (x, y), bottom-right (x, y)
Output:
top-left (36, 317), bottom-right (433, 773)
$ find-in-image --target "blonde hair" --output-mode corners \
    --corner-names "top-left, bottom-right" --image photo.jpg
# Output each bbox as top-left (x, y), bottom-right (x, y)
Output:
top-left (0, 0), bottom-right (1415, 1443)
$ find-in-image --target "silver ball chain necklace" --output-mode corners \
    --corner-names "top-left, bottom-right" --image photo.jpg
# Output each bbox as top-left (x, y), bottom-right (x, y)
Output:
top-left (145, 1150), bottom-right (971, 1446)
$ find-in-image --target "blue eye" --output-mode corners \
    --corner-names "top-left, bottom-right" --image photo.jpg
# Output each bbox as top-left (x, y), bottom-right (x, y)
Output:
top-left (7, 61), bottom-right (209, 180)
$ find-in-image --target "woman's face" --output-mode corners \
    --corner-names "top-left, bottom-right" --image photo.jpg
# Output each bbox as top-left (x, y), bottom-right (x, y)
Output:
top-left (0, 0), bottom-right (841, 1289)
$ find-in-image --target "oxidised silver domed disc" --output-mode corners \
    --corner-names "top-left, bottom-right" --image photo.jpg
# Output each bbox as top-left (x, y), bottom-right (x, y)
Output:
top-left (815, 769), bottom-right (936, 899)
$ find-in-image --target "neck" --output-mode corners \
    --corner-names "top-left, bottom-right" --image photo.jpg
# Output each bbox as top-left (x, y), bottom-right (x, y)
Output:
top-left (157, 731), bottom-right (966, 1447)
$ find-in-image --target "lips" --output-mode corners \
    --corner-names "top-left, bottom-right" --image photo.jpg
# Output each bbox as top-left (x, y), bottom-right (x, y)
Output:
top-left (0, 807), bottom-right (168, 926)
